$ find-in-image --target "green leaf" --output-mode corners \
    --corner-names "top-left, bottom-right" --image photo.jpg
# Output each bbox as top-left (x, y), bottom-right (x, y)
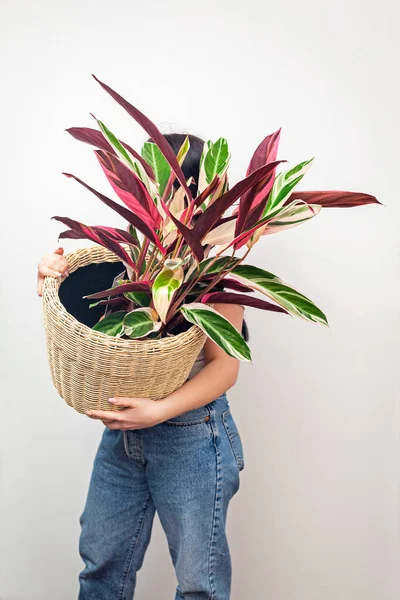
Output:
top-left (180, 302), bottom-right (251, 362)
top-left (204, 137), bottom-right (230, 184)
top-left (123, 291), bottom-right (151, 307)
top-left (196, 256), bottom-right (240, 278)
top-left (92, 311), bottom-right (126, 336)
top-left (141, 141), bottom-right (171, 196)
top-left (123, 308), bottom-right (161, 339)
top-left (230, 264), bottom-right (328, 326)
top-left (97, 119), bottom-right (135, 169)
top-left (152, 266), bottom-right (184, 322)
top-left (263, 158), bottom-right (314, 218)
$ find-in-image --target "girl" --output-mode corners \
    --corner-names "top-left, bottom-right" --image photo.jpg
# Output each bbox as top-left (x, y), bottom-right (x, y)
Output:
top-left (37, 133), bottom-right (247, 600)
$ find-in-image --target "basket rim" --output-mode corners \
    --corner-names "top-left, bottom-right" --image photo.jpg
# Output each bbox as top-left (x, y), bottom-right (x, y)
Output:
top-left (42, 244), bottom-right (205, 350)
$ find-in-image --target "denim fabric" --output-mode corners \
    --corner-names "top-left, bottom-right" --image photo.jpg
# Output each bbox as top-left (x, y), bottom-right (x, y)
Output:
top-left (78, 392), bottom-right (245, 600)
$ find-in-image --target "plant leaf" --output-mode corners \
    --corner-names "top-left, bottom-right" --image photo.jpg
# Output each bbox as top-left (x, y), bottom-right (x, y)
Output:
top-left (52, 216), bottom-right (138, 272)
top-left (83, 281), bottom-right (151, 300)
top-left (92, 75), bottom-right (193, 204)
top-left (66, 126), bottom-right (155, 179)
top-left (193, 160), bottom-right (283, 240)
top-left (230, 264), bottom-right (328, 326)
top-left (62, 172), bottom-right (166, 254)
top-left (284, 190), bottom-right (382, 208)
top-left (180, 302), bottom-right (251, 362)
top-left (152, 266), bottom-right (184, 323)
top-left (95, 149), bottom-right (160, 228)
top-left (123, 307), bottom-right (161, 338)
top-left (141, 141), bottom-right (171, 197)
top-left (236, 128), bottom-right (282, 235)
top-left (201, 291), bottom-right (288, 313)
top-left (263, 158), bottom-right (314, 218)
top-left (204, 137), bottom-right (230, 183)
top-left (92, 311), bottom-right (126, 336)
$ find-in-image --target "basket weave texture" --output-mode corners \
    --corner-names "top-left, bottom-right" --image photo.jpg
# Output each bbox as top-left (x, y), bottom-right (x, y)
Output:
top-left (42, 245), bottom-right (206, 414)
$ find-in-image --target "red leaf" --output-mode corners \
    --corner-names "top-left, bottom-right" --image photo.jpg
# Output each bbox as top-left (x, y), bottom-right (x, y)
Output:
top-left (194, 160), bottom-right (284, 241)
top-left (66, 126), bottom-right (155, 179)
top-left (62, 173), bottom-right (166, 254)
top-left (285, 190), bottom-right (382, 208)
top-left (95, 150), bottom-right (160, 228)
top-left (83, 281), bottom-right (151, 300)
top-left (92, 75), bottom-right (193, 204)
top-left (201, 291), bottom-right (288, 313)
top-left (52, 216), bottom-right (138, 272)
top-left (59, 225), bottom-right (139, 247)
top-left (159, 197), bottom-right (204, 262)
top-left (235, 128), bottom-right (281, 236)
top-left (200, 276), bottom-right (254, 293)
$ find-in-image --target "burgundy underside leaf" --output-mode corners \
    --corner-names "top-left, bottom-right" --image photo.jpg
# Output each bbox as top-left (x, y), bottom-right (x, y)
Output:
top-left (193, 160), bottom-right (284, 240)
top-left (235, 128), bottom-right (281, 236)
top-left (66, 126), bottom-right (154, 179)
top-left (90, 297), bottom-right (131, 309)
top-left (200, 276), bottom-right (255, 293)
top-left (52, 216), bottom-right (138, 272)
top-left (285, 190), bottom-right (382, 208)
top-left (95, 150), bottom-right (160, 228)
top-left (201, 291), bottom-right (288, 313)
top-left (83, 281), bottom-right (151, 300)
top-left (59, 225), bottom-right (139, 247)
top-left (193, 175), bottom-right (221, 208)
top-left (92, 74), bottom-right (193, 204)
top-left (62, 172), bottom-right (166, 254)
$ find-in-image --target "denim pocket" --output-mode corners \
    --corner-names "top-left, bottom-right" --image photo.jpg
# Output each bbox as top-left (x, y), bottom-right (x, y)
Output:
top-left (164, 405), bottom-right (210, 426)
top-left (222, 408), bottom-right (245, 471)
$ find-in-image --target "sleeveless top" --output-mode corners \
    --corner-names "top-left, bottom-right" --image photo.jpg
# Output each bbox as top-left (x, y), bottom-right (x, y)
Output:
top-left (187, 347), bottom-right (207, 380)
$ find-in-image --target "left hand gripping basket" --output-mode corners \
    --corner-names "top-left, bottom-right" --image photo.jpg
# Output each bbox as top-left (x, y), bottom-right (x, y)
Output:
top-left (41, 245), bottom-right (206, 414)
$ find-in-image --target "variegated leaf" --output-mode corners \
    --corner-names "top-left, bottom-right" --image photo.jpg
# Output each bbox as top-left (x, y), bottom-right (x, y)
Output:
top-left (92, 310), bottom-right (126, 336)
top-left (141, 141), bottom-right (171, 197)
top-left (202, 218), bottom-right (237, 246)
top-left (204, 137), bottom-right (230, 184)
top-left (180, 302), bottom-right (251, 361)
top-left (152, 266), bottom-right (184, 322)
top-left (263, 158), bottom-right (314, 218)
top-left (248, 200), bottom-right (322, 247)
top-left (123, 307), bottom-right (162, 338)
top-left (230, 264), bottom-right (328, 326)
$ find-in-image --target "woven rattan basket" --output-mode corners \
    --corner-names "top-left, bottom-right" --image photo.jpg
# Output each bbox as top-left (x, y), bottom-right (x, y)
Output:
top-left (42, 245), bottom-right (206, 414)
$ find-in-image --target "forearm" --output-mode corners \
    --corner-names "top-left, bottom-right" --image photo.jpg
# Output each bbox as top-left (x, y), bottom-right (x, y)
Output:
top-left (158, 358), bottom-right (238, 420)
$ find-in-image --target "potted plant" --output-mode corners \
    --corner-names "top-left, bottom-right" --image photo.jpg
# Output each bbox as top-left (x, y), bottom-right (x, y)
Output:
top-left (41, 74), bottom-right (381, 414)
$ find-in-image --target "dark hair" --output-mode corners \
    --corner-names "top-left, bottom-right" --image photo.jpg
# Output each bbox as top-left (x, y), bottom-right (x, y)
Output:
top-left (148, 132), bottom-right (250, 343)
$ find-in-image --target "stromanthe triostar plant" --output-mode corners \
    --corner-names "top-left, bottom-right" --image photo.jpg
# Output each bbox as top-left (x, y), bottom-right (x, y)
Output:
top-left (53, 74), bottom-right (382, 363)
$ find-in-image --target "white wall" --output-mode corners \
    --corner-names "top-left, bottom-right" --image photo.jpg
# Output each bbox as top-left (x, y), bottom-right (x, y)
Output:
top-left (1, 0), bottom-right (399, 598)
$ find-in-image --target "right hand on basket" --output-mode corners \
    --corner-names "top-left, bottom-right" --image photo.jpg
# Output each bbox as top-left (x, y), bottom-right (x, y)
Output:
top-left (37, 247), bottom-right (70, 297)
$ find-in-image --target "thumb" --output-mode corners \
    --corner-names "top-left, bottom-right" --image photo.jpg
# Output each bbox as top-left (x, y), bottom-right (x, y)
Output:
top-left (54, 247), bottom-right (64, 255)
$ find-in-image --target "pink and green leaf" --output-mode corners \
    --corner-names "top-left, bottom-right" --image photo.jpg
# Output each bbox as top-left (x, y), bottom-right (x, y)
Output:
top-left (230, 264), bottom-right (328, 326)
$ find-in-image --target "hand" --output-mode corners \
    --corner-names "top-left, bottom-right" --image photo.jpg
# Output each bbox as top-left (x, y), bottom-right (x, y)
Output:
top-left (85, 396), bottom-right (170, 430)
top-left (37, 247), bottom-right (70, 296)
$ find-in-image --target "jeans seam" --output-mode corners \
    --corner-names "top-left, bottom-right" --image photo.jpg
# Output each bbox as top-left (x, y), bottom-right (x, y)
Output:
top-left (207, 407), bottom-right (222, 600)
top-left (118, 495), bottom-right (153, 600)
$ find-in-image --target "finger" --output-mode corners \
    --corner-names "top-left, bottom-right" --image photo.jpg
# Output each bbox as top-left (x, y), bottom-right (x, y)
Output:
top-left (39, 265), bottom-right (65, 278)
top-left (54, 247), bottom-right (64, 255)
top-left (86, 409), bottom-right (123, 420)
top-left (108, 397), bottom-right (138, 407)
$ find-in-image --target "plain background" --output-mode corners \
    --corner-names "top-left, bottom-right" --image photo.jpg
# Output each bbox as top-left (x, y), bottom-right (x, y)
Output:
top-left (1, 1), bottom-right (399, 598)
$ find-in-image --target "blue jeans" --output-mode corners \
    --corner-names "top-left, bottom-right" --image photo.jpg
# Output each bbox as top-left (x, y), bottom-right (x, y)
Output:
top-left (78, 392), bottom-right (245, 599)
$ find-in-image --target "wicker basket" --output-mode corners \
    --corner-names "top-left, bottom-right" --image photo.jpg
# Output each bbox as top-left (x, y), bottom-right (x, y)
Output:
top-left (42, 245), bottom-right (206, 414)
